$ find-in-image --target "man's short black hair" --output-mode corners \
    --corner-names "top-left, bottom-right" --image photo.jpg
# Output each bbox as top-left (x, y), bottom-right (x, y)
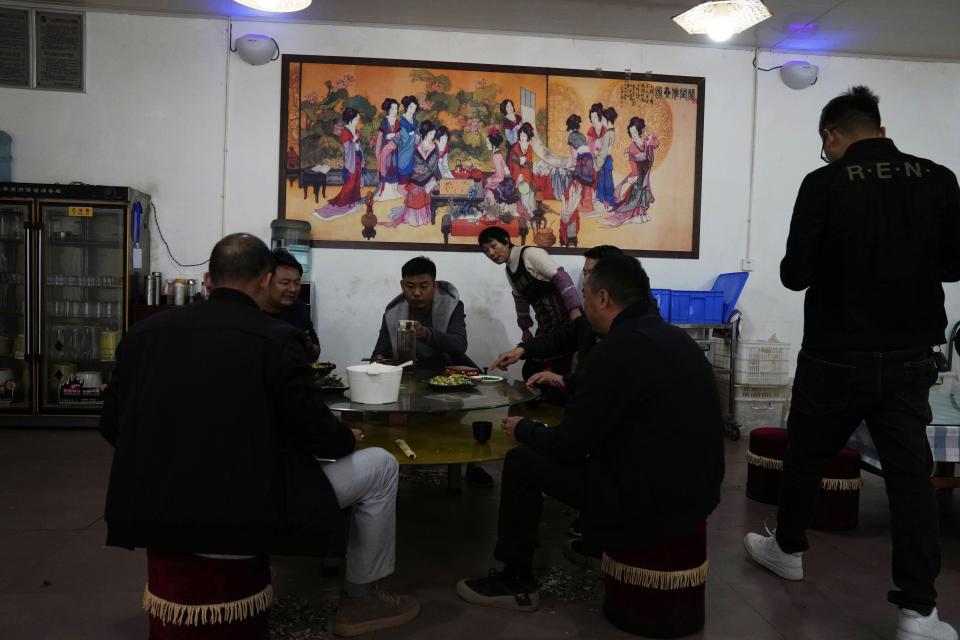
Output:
top-left (587, 253), bottom-right (651, 309)
top-left (272, 248), bottom-right (303, 276)
top-left (401, 256), bottom-right (436, 280)
top-left (583, 244), bottom-right (624, 260)
top-left (208, 233), bottom-right (272, 286)
top-left (477, 226), bottom-right (512, 248)
top-left (819, 85), bottom-right (881, 137)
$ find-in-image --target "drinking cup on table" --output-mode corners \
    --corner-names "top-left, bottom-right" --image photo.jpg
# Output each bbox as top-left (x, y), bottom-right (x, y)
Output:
top-left (472, 420), bottom-right (492, 444)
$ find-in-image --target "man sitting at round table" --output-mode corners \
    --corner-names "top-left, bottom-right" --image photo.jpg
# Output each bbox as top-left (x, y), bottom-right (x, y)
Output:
top-left (370, 255), bottom-right (491, 489)
top-left (263, 248), bottom-right (321, 362)
top-left (455, 252), bottom-right (724, 611)
top-left (370, 255), bottom-right (478, 376)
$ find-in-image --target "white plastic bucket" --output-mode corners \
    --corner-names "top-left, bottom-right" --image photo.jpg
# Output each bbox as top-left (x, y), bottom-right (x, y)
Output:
top-left (346, 363), bottom-right (403, 404)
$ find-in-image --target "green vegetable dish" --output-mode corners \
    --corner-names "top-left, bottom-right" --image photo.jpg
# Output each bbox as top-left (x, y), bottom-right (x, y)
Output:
top-left (316, 374), bottom-right (346, 388)
top-left (428, 374), bottom-right (473, 386)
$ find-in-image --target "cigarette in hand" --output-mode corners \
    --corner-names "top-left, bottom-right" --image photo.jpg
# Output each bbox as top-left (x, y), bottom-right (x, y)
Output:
top-left (396, 439), bottom-right (416, 459)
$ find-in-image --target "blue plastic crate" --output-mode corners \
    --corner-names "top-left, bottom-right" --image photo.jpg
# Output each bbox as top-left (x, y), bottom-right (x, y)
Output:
top-left (650, 288), bottom-right (671, 321)
top-left (711, 271), bottom-right (749, 323)
top-left (670, 290), bottom-right (724, 324)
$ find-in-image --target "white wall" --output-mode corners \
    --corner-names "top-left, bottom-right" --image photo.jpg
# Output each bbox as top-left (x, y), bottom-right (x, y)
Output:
top-left (2, 12), bottom-right (958, 373)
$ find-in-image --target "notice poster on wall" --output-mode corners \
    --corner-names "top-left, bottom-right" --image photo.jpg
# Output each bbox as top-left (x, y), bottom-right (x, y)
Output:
top-left (35, 11), bottom-right (83, 91)
top-left (0, 8), bottom-right (30, 88)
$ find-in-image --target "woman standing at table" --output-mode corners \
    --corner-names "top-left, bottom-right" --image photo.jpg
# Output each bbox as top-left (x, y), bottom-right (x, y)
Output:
top-left (478, 225), bottom-right (581, 380)
top-left (313, 108), bottom-right (364, 220)
top-left (397, 96), bottom-right (420, 185)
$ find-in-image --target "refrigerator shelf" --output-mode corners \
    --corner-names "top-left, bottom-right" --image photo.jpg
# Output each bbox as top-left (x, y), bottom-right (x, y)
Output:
top-left (48, 239), bottom-right (123, 249)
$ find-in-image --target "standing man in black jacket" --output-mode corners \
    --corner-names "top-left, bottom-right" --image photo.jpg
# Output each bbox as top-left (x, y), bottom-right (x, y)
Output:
top-left (456, 253), bottom-right (724, 611)
top-left (100, 233), bottom-right (419, 637)
top-left (744, 86), bottom-right (960, 640)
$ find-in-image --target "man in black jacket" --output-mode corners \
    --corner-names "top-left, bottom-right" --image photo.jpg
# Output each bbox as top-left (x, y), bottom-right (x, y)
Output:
top-left (263, 247), bottom-right (321, 362)
top-left (100, 233), bottom-right (419, 637)
top-left (744, 86), bottom-right (960, 640)
top-left (456, 253), bottom-right (724, 611)
top-left (489, 244), bottom-right (624, 536)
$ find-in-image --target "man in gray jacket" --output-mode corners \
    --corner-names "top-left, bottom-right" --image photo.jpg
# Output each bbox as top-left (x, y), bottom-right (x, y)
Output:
top-left (371, 256), bottom-right (490, 489)
top-left (371, 256), bottom-right (477, 375)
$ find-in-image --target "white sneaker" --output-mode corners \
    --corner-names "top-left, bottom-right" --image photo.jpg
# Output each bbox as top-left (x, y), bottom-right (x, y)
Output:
top-left (743, 528), bottom-right (803, 581)
top-left (897, 608), bottom-right (958, 640)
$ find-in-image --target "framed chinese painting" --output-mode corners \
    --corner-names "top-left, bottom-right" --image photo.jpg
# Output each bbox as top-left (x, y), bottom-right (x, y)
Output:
top-left (279, 55), bottom-right (704, 258)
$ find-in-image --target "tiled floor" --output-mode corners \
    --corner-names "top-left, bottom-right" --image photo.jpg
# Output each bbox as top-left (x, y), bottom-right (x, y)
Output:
top-left (0, 428), bottom-right (957, 639)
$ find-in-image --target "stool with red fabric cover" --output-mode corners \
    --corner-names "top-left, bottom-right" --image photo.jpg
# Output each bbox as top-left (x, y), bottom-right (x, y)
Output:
top-left (602, 522), bottom-right (708, 638)
top-left (746, 427), bottom-right (790, 504)
top-left (811, 447), bottom-right (862, 531)
top-left (144, 550), bottom-right (272, 640)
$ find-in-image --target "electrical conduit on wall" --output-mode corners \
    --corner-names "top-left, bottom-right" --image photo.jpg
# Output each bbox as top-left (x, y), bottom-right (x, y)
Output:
top-left (220, 18), bottom-right (232, 239)
top-left (744, 48), bottom-right (760, 263)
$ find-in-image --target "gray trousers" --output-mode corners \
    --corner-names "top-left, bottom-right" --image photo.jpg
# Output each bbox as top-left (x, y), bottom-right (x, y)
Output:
top-left (321, 447), bottom-right (399, 584)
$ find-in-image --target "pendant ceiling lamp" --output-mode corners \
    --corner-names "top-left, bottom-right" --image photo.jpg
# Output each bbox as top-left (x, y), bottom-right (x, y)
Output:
top-left (233, 0), bottom-right (312, 12)
top-left (673, 0), bottom-right (772, 42)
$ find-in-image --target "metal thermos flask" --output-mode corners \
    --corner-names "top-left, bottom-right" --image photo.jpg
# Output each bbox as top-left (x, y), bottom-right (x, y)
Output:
top-left (151, 272), bottom-right (162, 305)
top-left (144, 274), bottom-right (157, 306)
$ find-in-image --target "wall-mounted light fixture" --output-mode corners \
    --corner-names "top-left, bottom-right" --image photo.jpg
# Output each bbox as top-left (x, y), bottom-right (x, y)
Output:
top-left (779, 61), bottom-right (819, 90)
top-left (233, 0), bottom-right (311, 12)
top-left (673, 0), bottom-right (772, 42)
top-left (228, 23), bottom-right (279, 65)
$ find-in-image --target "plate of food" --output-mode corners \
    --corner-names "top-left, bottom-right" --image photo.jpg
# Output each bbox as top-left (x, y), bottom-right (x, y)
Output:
top-left (312, 362), bottom-right (336, 378)
top-left (316, 373), bottom-right (349, 394)
top-left (427, 374), bottom-right (475, 390)
top-left (469, 375), bottom-right (504, 384)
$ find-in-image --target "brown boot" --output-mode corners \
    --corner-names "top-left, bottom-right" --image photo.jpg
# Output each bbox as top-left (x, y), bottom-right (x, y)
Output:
top-left (332, 583), bottom-right (420, 637)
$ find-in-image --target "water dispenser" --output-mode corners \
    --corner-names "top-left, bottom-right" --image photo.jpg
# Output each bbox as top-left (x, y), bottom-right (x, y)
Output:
top-left (270, 219), bottom-right (312, 278)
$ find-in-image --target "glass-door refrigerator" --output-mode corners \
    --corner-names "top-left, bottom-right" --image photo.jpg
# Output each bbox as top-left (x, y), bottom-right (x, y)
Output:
top-left (0, 183), bottom-right (151, 425)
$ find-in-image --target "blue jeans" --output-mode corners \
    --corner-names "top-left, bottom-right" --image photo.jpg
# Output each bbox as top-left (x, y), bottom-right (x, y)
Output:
top-left (776, 347), bottom-right (940, 614)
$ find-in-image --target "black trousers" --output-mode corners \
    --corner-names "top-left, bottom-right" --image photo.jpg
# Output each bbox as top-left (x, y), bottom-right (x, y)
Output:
top-left (493, 445), bottom-right (585, 568)
top-left (776, 347), bottom-right (941, 614)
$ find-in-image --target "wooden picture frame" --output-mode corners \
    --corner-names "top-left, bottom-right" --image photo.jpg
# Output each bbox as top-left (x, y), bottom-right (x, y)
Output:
top-left (279, 55), bottom-right (704, 258)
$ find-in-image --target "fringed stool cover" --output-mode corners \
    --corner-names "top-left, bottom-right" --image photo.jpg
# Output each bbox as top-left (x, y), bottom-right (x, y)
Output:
top-left (602, 522), bottom-right (707, 638)
top-left (144, 550), bottom-right (272, 640)
top-left (811, 447), bottom-right (862, 531)
top-left (746, 427), bottom-right (790, 504)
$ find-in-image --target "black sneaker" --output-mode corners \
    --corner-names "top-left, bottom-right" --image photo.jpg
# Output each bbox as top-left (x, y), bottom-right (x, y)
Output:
top-left (562, 538), bottom-right (602, 572)
top-left (464, 465), bottom-right (494, 488)
top-left (456, 569), bottom-right (540, 611)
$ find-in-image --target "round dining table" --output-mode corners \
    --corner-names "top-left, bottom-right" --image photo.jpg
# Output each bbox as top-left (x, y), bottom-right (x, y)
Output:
top-left (326, 375), bottom-right (560, 468)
